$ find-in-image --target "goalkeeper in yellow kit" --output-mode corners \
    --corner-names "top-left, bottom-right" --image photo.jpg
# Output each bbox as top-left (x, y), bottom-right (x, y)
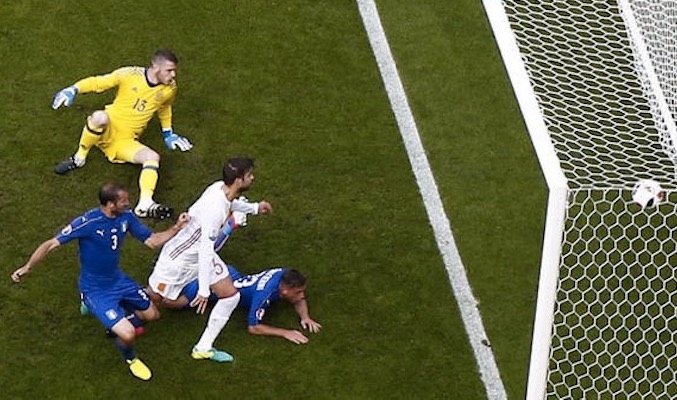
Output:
top-left (52, 49), bottom-right (192, 220)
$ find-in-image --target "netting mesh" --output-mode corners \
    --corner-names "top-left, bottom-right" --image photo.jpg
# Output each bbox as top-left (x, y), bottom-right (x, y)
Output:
top-left (553, 189), bottom-right (677, 397)
top-left (626, 0), bottom-right (677, 166)
top-left (496, 0), bottom-right (677, 398)
top-left (502, 0), bottom-right (676, 188)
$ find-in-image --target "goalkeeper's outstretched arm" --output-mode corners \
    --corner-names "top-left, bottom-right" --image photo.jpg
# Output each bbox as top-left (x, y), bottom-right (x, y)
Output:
top-left (52, 71), bottom-right (121, 109)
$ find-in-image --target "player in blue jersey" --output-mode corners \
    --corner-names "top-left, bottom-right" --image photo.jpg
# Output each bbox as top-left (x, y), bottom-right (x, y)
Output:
top-left (164, 266), bottom-right (322, 344)
top-left (11, 183), bottom-right (190, 381)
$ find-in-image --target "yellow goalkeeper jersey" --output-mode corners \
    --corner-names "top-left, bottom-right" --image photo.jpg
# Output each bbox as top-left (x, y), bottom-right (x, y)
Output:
top-left (74, 67), bottom-right (177, 140)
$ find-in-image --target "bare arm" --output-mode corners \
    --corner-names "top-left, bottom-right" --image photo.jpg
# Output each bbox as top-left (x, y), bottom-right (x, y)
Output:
top-left (293, 299), bottom-right (322, 333)
top-left (248, 324), bottom-right (310, 344)
top-left (246, 299), bottom-right (321, 343)
top-left (144, 212), bottom-right (190, 249)
top-left (11, 238), bottom-right (62, 282)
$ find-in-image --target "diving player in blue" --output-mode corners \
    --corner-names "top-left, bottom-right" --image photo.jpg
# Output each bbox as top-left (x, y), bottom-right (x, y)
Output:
top-left (11, 183), bottom-right (189, 381)
top-left (160, 266), bottom-right (322, 344)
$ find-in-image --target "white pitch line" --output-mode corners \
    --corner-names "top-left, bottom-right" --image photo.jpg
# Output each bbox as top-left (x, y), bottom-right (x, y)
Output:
top-left (356, 1), bottom-right (507, 398)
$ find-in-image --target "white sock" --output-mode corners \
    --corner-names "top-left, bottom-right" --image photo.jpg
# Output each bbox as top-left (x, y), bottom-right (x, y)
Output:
top-left (73, 155), bottom-right (86, 167)
top-left (135, 198), bottom-right (153, 211)
top-left (194, 292), bottom-right (240, 351)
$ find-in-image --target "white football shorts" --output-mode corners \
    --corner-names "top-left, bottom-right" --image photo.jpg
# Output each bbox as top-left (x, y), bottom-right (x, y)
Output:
top-left (148, 254), bottom-right (230, 301)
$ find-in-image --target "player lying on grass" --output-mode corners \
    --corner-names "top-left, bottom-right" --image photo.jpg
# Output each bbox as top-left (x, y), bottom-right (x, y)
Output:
top-left (11, 183), bottom-right (190, 381)
top-left (154, 265), bottom-right (322, 344)
top-left (51, 48), bottom-right (192, 220)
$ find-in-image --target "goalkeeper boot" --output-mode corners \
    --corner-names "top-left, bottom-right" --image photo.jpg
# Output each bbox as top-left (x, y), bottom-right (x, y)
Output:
top-left (126, 358), bottom-right (152, 381)
top-left (54, 155), bottom-right (85, 175)
top-left (134, 202), bottom-right (173, 220)
top-left (191, 347), bottom-right (234, 363)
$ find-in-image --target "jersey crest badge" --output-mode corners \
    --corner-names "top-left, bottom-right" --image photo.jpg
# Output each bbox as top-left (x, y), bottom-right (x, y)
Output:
top-left (105, 309), bottom-right (118, 321)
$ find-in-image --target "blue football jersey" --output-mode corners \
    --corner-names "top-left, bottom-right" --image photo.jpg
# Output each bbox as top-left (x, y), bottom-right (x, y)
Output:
top-left (230, 266), bottom-right (285, 326)
top-left (55, 208), bottom-right (152, 292)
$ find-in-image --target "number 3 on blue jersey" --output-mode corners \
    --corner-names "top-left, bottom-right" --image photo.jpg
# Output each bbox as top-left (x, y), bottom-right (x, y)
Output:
top-left (233, 271), bottom-right (266, 289)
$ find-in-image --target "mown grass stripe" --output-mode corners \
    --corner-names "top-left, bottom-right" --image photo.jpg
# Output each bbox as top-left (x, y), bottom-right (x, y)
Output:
top-left (356, 1), bottom-right (507, 398)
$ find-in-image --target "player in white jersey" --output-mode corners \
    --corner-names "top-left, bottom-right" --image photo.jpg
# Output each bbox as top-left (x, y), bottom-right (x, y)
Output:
top-left (147, 157), bottom-right (272, 362)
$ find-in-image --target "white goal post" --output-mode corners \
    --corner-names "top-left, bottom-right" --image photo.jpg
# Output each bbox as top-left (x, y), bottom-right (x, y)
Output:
top-left (483, 0), bottom-right (677, 398)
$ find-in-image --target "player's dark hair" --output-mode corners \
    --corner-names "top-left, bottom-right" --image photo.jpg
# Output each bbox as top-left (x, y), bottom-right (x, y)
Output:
top-left (222, 157), bottom-right (255, 185)
top-left (99, 183), bottom-right (127, 205)
top-left (152, 48), bottom-right (179, 65)
top-left (281, 269), bottom-right (306, 288)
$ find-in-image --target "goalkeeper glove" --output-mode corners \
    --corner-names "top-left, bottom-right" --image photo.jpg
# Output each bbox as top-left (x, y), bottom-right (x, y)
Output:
top-left (52, 86), bottom-right (78, 109)
top-left (162, 128), bottom-right (193, 151)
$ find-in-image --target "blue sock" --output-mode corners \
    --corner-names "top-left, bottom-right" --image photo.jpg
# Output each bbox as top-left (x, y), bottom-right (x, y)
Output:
top-left (214, 215), bottom-right (237, 251)
top-left (126, 313), bottom-right (144, 328)
top-left (114, 338), bottom-right (136, 361)
top-left (180, 280), bottom-right (199, 309)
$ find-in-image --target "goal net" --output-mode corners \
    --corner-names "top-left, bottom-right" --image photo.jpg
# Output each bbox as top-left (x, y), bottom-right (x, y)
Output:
top-left (483, 0), bottom-right (677, 398)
